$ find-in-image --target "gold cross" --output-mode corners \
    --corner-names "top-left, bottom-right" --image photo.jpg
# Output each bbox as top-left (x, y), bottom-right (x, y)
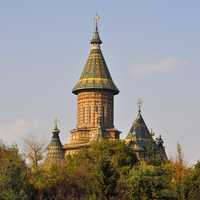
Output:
top-left (94, 14), bottom-right (101, 30)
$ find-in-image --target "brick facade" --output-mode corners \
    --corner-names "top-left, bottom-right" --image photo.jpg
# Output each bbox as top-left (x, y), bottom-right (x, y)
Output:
top-left (77, 90), bottom-right (114, 129)
top-left (68, 90), bottom-right (120, 145)
top-left (64, 88), bottom-right (121, 154)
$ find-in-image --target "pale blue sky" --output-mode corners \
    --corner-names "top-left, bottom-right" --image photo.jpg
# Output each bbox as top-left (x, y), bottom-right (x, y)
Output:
top-left (0, 0), bottom-right (200, 164)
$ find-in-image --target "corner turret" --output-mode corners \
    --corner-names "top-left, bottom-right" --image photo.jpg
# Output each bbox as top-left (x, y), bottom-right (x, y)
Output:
top-left (45, 119), bottom-right (64, 164)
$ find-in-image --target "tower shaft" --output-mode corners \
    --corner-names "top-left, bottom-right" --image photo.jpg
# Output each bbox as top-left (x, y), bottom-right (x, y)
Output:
top-left (64, 18), bottom-right (120, 154)
top-left (77, 90), bottom-right (114, 129)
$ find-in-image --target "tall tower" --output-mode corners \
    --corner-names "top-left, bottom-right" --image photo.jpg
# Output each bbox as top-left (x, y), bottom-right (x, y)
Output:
top-left (70, 18), bottom-right (120, 144)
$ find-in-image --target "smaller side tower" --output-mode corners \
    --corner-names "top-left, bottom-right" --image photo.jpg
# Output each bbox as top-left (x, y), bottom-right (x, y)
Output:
top-left (125, 100), bottom-right (167, 162)
top-left (45, 120), bottom-right (64, 164)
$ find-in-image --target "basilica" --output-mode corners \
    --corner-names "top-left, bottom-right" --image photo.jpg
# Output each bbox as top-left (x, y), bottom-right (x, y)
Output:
top-left (45, 20), bottom-right (167, 164)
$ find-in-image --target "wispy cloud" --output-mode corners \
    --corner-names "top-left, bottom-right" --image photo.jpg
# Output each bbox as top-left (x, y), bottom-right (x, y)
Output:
top-left (0, 119), bottom-right (48, 146)
top-left (129, 57), bottom-right (187, 78)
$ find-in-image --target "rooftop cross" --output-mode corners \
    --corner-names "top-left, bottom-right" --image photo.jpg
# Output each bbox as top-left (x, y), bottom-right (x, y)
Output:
top-left (90, 14), bottom-right (102, 45)
top-left (94, 14), bottom-right (101, 31)
top-left (137, 98), bottom-right (143, 114)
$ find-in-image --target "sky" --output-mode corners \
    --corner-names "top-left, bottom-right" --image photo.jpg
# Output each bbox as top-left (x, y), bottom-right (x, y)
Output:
top-left (0, 0), bottom-right (200, 164)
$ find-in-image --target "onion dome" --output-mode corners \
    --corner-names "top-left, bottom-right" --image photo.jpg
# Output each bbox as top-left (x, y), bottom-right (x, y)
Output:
top-left (46, 120), bottom-right (64, 164)
top-left (72, 19), bottom-right (119, 95)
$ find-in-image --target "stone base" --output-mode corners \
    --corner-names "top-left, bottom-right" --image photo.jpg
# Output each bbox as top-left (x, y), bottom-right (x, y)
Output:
top-left (63, 142), bottom-right (90, 156)
top-left (63, 127), bottom-right (121, 156)
top-left (69, 127), bottom-right (120, 144)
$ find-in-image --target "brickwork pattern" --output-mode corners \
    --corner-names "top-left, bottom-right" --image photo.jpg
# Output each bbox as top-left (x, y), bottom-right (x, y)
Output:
top-left (77, 90), bottom-right (114, 129)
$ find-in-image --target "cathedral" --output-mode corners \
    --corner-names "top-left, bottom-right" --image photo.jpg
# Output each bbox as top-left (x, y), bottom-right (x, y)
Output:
top-left (46, 19), bottom-right (167, 164)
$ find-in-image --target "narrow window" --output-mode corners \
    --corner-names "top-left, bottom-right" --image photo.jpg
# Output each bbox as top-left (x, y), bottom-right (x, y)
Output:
top-left (88, 106), bottom-right (91, 123)
top-left (83, 106), bottom-right (85, 124)
top-left (95, 105), bottom-right (98, 113)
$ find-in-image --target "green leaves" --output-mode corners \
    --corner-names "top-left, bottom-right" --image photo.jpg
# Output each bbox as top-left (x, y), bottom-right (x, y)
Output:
top-left (0, 144), bottom-right (33, 200)
top-left (1, 141), bottom-right (200, 200)
top-left (183, 161), bottom-right (200, 200)
top-left (127, 163), bottom-right (177, 200)
top-left (63, 140), bottom-right (138, 200)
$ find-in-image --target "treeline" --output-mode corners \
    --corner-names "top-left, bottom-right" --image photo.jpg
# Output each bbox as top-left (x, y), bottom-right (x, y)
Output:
top-left (0, 140), bottom-right (200, 200)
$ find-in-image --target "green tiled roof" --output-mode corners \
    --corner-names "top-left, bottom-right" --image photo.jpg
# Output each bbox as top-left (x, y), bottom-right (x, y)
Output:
top-left (126, 111), bottom-right (152, 147)
top-left (72, 27), bottom-right (119, 95)
top-left (91, 27), bottom-right (102, 44)
top-left (125, 131), bottom-right (136, 141)
top-left (46, 123), bottom-right (64, 163)
top-left (129, 112), bottom-right (152, 139)
top-left (126, 107), bottom-right (168, 162)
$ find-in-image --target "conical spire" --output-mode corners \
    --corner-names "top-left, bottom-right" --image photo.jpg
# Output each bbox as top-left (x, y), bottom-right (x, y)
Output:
top-left (72, 16), bottom-right (119, 95)
top-left (52, 118), bottom-right (59, 134)
top-left (126, 100), bottom-right (168, 162)
top-left (45, 119), bottom-right (64, 164)
top-left (137, 98), bottom-right (143, 115)
top-left (127, 99), bottom-right (151, 139)
top-left (91, 15), bottom-right (102, 45)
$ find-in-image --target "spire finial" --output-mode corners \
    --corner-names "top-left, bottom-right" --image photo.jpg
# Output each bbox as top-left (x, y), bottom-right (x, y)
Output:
top-left (137, 98), bottom-right (143, 114)
top-left (52, 117), bottom-right (60, 134)
top-left (94, 14), bottom-right (101, 31)
top-left (91, 14), bottom-right (102, 45)
top-left (54, 117), bottom-right (58, 129)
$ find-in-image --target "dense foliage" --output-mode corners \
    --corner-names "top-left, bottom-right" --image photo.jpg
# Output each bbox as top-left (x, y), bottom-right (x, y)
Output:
top-left (0, 143), bottom-right (33, 200)
top-left (0, 140), bottom-right (200, 200)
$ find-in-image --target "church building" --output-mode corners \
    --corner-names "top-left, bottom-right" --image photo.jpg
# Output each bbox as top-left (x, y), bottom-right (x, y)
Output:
top-left (46, 18), bottom-right (167, 164)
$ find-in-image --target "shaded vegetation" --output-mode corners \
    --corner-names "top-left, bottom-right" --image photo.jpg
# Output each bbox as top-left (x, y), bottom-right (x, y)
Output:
top-left (0, 141), bottom-right (200, 200)
top-left (0, 143), bottom-right (34, 200)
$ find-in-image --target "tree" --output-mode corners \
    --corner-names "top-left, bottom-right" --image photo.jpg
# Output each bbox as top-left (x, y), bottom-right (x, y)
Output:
top-left (176, 143), bottom-right (183, 165)
top-left (183, 161), bottom-right (200, 200)
top-left (30, 163), bottom-right (92, 200)
top-left (127, 162), bottom-right (177, 200)
top-left (23, 138), bottom-right (46, 169)
top-left (0, 143), bottom-right (33, 200)
top-left (65, 140), bottom-right (138, 200)
top-left (173, 143), bottom-right (187, 200)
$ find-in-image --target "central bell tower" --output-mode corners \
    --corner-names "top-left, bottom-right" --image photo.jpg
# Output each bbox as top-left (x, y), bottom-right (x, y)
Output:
top-left (70, 18), bottom-right (120, 144)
